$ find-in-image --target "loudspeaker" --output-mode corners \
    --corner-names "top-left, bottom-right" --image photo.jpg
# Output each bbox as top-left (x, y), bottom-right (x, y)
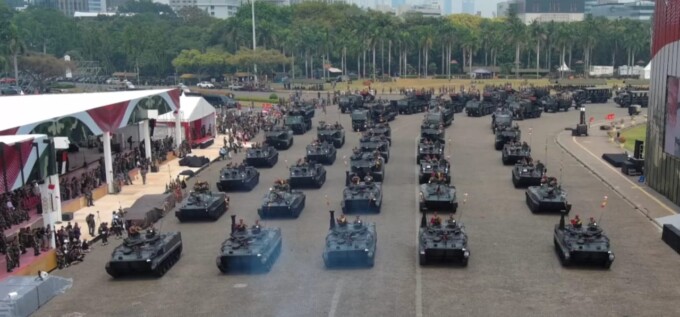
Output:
top-left (662, 224), bottom-right (680, 255)
top-left (62, 213), bottom-right (74, 221)
top-left (634, 140), bottom-right (644, 159)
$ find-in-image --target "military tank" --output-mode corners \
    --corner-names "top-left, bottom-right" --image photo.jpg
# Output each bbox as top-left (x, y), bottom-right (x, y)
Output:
top-left (245, 143), bottom-right (279, 168)
top-left (351, 109), bottom-right (369, 132)
top-left (367, 121), bottom-right (391, 138)
top-left (317, 121), bottom-right (346, 148)
top-left (525, 177), bottom-right (571, 213)
top-left (419, 158), bottom-right (451, 184)
top-left (494, 126), bottom-right (521, 150)
top-left (216, 163), bottom-right (260, 192)
top-left (465, 100), bottom-right (494, 117)
top-left (345, 151), bottom-right (386, 185)
top-left (323, 210), bottom-right (377, 268)
top-left (176, 181), bottom-right (229, 222)
top-left (306, 141), bottom-right (337, 165)
top-left (105, 228), bottom-right (182, 278)
top-left (419, 181), bottom-right (458, 213)
top-left (554, 210), bottom-right (614, 268)
top-left (421, 122), bottom-right (445, 142)
top-left (217, 215), bottom-right (282, 273)
top-left (284, 109), bottom-right (312, 134)
top-left (512, 161), bottom-right (546, 188)
top-left (257, 181), bottom-right (306, 218)
top-left (417, 138), bottom-right (445, 161)
top-left (418, 212), bottom-right (469, 266)
top-left (491, 109), bottom-right (513, 132)
top-left (289, 161), bottom-right (327, 188)
top-left (359, 136), bottom-right (390, 163)
top-left (502, 142), bottom-right (531, 165)
top-left (264, 126), bottom-right (294, 150)
top-left (341, 179), bottom-right (383, 214)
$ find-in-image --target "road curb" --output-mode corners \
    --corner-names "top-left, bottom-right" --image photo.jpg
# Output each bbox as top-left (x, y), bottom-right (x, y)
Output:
top-left (554, 131), bottom-right (661, 227)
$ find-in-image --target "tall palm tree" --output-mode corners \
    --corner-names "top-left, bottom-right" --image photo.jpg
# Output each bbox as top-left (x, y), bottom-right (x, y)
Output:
top-left (8, 24), bottom-right (25, 82)
top-left (505, 9), bottom-right (525, 78)
top-left (530, 21), bottom-right (546, 77)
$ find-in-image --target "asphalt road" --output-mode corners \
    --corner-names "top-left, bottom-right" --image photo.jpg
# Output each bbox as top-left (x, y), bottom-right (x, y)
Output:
top-left (36, 102), bottom-right (680, 317)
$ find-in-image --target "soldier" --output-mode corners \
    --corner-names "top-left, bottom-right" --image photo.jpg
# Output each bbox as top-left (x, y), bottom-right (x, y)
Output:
top-left (447, 214), bottom-right (457, 227)
top-left (430, 213), bottom-right (442, 226)
top-left (5, 248), bottom-right (13, 272)
top-left (0, 231), bottom-right (6, 255)
top-left (86, 213), bottom-right (96, 236)
top-left (337, 214), bottom-right (348, 226)
top-left (236, 219), bottom-right (247, 232)
top-left (354, 216), bottom-right (362, 225)
top-left (351, 175), bottom-right (361, 185)
top-left (99, 222), bottom-right (109, 245)
top-left (588, 217), bottom-right (597, 228)
top-left (535, 160), bottom-right (545, 173)
top-left (571, 215), bottom-right (583, 228)
top-left (10, 239), bottom-right (20, 267)
top-left (141, 162), bottom-right (148, 185)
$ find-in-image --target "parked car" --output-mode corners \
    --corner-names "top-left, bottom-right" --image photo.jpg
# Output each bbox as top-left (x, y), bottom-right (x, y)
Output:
top-left (228, 84), bottom-right (244, 90)
top-left (197, 81), bottom-right (215, 88)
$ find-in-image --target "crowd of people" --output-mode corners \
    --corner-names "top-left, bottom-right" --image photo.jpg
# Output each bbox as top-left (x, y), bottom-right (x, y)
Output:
top-left (0, 183), bottom-right (40, 232)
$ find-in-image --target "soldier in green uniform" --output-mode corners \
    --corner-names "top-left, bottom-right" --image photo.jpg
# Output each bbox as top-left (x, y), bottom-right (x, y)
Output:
top-left (32, 228), bottom-right (41, 256)
top-left (6, 249), bottom-right (14, 272)
top-left (10, 239), bottom-right (20, 268)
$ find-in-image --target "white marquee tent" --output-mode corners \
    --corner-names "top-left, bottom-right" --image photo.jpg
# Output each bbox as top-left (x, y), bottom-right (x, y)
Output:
top-left (156, 95), bottom-right (216, 146)
top-left (643, 62), bottom-right (652, 80)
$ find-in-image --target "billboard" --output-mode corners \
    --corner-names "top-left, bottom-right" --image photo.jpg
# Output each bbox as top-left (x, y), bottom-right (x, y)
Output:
top-left (664, 76), bottom-right (680, 157)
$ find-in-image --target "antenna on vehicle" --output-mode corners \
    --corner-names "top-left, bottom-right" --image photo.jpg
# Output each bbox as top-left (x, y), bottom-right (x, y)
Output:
top-left (544, 136), bottom-right (549, 164)
top-left (598, 195), bottom-right (608, 225)
top-left (528, 127), bottom-right (533, 149)
top-left (559, 149), bottom-right (565, 186)
top-left (458, 192), bottom-right (468, 223)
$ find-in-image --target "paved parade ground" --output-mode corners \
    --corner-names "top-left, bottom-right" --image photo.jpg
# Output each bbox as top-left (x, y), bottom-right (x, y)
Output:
top-left (36, 100), bottom-right (680, 317)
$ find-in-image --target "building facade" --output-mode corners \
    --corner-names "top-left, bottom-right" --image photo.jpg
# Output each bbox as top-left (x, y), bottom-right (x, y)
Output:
top-left (590, 1), bottom-right (654, 21)
top-left (397, 4), bottom-right (441, 17)
top-left (57, 0), bottom-right (88, 16)
top-left (461, 0), bottom-right (474, 14)
top-left (516, 0), bottom-right (585, 24)
top-left (168, 0), bottom-right (243, 18)
top-left (87, 0), bottom-right (105, 12)
top-left (496, 0), bottom-right (510, 17)
top-left (646, 0), bottom-right (680, 206)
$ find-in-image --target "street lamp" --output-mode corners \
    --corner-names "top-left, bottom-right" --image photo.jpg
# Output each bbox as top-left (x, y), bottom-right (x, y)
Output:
top-left (251, 0), bottom-right (258, 83)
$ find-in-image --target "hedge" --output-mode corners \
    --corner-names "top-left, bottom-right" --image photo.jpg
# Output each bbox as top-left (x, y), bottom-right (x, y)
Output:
top-left (235, 96), bottom-right (278, 103)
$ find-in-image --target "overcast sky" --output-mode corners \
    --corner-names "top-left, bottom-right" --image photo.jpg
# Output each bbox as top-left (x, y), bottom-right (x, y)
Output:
top-left (475, 0), bottom-right (504, 17)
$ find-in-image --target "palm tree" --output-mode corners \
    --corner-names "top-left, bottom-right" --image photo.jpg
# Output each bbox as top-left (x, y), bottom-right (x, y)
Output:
top-left (530, 21), bottom-right (546, 78)
top-left (7, 24), bottom-right (25, 82)
top-left (505, 9), bottom-right (525, 78)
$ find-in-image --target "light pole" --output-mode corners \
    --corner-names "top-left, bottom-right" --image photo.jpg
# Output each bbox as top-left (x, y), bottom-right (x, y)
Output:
top-left (251, 0), bottom-right (258, 83)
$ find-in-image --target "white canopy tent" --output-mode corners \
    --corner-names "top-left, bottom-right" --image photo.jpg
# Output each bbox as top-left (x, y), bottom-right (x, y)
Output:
top-left (156, 95), bottom-right (217, 147)
top-left (558, 62), bottom-right (571, 72)
top-left (643, 62), bottom-right (652, 80)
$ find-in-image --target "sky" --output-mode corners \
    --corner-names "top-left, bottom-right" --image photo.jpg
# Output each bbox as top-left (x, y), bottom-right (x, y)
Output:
top-left (474, 0), bottom-right (505, 17)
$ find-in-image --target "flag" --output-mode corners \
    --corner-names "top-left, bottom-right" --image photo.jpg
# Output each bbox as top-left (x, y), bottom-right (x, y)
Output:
top-left (606, 113), bottom-right (615, 121)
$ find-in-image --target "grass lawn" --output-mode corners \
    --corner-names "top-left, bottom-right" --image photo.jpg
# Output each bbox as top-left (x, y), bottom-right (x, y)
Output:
top-left (621, 124), bottom-right (647, 152)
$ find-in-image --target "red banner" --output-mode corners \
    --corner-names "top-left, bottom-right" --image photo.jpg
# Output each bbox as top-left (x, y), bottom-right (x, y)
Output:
top-left (606, 113), bottom-right (615, 121)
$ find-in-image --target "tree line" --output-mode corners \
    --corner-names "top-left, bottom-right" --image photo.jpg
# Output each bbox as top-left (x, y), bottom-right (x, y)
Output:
top-left (0, 0), bottom-right (651, 81)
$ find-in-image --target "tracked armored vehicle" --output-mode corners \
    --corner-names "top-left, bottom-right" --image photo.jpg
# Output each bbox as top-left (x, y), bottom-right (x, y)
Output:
top-left (245, 144), bottom-right (279, 168)
top-left (419, 181), bottom-right (458, 213)
top-left (465, 100), bottom-right (494, 117)
top-left (339, 95), bottom-right (364, 113)
top-left (105, 228), bottom-right (182, 278)
top-left (216, 163), bottom-right (260, 192)
top-left (419, 158), bottom-right (451, 184)
top-left (317, 121), bottom-right (346, 148)
top-left (341, 179), bottom-right (383, 214)
top-left (351, 109), bottom-right (369, 132)
top-left (494, 126), bottom-right (521, 150)
top-left (541, 95), bottom-right (570, 113)
top-left (491, 109), bottom-right (513, 132)
top-left (554, 211), bottom-right (614, 269)
top-left (289, 161), bottom-right (327, 188)
top-left (526, 177), bottom-right (571, 213)
top-left (512, 161), bottom-right (546, 188)
top-left (369, 101), bottom-right (397, 122)
top-left (502, 142), bottom-right (531, 165)
top-left (284, 112), bottom-right (312, 135)
top-left (345, 151), bottom-right (386, 185)
top-left (217, 215), bottom-right (282, 273)
top-left (367, 121), bottom-right (391, 138)
top-left (323, 210), bottom-right (376, 268)
top-left (417, 138), bottom-right (445, 161)
top-left (176, 181), bottom-right (228, 222)
top-left (421, 122), bottom-right (445, 142)
top-left (264, 126), bottom-right (294, 150)
top-left (359, 136), bottom-right (390, 163)
top-left (257, 181), bottom-right (306, 218)
top-left (418, 213), bottom-right (469, 266)
top-left (306, 141), bottom-right (337, 165)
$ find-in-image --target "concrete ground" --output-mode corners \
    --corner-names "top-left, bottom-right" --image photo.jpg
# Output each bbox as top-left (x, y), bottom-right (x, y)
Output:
top-left (36, 100), bottom-right (680, 317)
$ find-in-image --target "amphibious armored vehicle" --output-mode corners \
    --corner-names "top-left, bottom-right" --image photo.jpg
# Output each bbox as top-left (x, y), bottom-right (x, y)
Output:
top-left (257, 181), bottom-right (306, 218)
top-left (502, 142), bottom-right (531, 165)
top-left (512, 161), bottom-right (546, 188)
top-left (367, 121), bottom-right (391, 138)
top-left (176, 181), bottom-right (228, 222)
top-left (289, 161), bottom-right (327, 188)
top-left (345, 151), bottom-right (386, 185)
top-left (306, 141), bottom-right (337, 165)
top-left (216, 163), bottom-right (260, 192)
top-left (323, 210), bottom-right (377, 268)
top-left (341, 179), bottom-right (383, 214)
top-left (217, 215), bottom-right (282, 273)
top-left (419, 181), bottom-right (458, 213)
top-left (554, 211), bottom-right (615, 269)
top-left (417, 138), bottom-right (445, 161)
top-left (369, 101), bottom-right (397, 122)
top-left (105, 228), bottom-right (182, 278)
top-left (418, 213), bottom-right (469, 266)
top-left (351, 109), bottom-right (370, 132)
top-left (494, 126), bottom-right (521, 150)
top-left (245, 144), bottom-right (279, 168)
top-left (465, 100), bottom-right (494, 117)
top-left (264, 126), bottom-right (294, 150)
top-left (317, 121), bottom-right (346, 148)
top-left (491, 109), bottom-right (513, 132)
top-left (359, 136), bottom-right (390, 163)
top-left (421, 122), bottom-right (445, 142)
top-left (419, 158), bottom-right (451, 184)
top-left (339, 95), bottom-right (364, 113)
top-left (526, 177), bottom-right (571, 213)
top-left (284, 110), bottom-right (312, 134)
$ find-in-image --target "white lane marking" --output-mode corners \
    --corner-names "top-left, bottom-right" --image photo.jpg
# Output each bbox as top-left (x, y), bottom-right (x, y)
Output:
top-left (233, 283), bottom-right (247, 288)
top-left (328, 279), bottom-right (344, 317)
top-left (414, 136), bottom-right (423, 317)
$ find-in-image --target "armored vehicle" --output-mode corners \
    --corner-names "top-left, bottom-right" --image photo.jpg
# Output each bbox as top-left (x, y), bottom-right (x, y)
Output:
top-left (494, 126), bottom-right (521, 150)
top-left (264, 126), bottom-right (294, 150)
top-left (284, 111), bottom-right (312, 134)
top-left (245, 144), bottom-right (279, 167)
top-left (418, 213), bottom-right (469, 266)
top-left (465, 100), bottom-right (494, 117)
top-left (369, 101), bottom-right (398, 122)
top-left (217, 215), bottom-right (282, 273)
top-left (583, 87), bottom-right (611, 103)
top-left (351, 109), bottom-right (370, 132)
top-left (419, 180), bottom-right (458, 213)
top-left (421, 123), bottom-right (445, 143)
top-left (216, 163), bottom-right (260, 191)
top-left (512, 161), bottom-right (546, 188)
top-left (614, 90), bottom-right (649, 108)
top-left (323, 210), bottom-right (376, 268)
top-left (306, 141), bottom-right (337, 165)
top-left (419, 158), bottom-right (451, 184)
top-left (502, 142), bottom-right (531, 165)
top-left (105, 228), bottom-right (182, 278)
top-left (317, 121), bottom-right (346, 148)
top-left (359, 136), bottom-right (390, 163)
top-left (289, 160), bottom-right (327, 188)
top-left (417, 138), bottom-right (445, 161)
top-left (345, 151), bottom-right (386, 185)
top-left (257, 181), bottom-right (306, 218)
top-left (541, 95), bottom-right (571, 112)
top-left (341, 179), bottom-right (382, 214)
top-left (491, 109), bottom-right (513, 132)
top-left (525, 177), bottom-right (571, 213)
top-left (425, 106), bottom-right (453, 127)
top-left (367, 121), bottom-right (391, 138)
top-left (554, 211), bottom-right (614, 269)
top-left (397, 93), bottom-right (430, 114)
top-left (339, 95), bottom-right (364, 113)
top-left (509, 99), bottom-right (543, 120)
top-left (449, 93), bottom-right (468, 113)
top-left (176, 181), bottom-right (228, 222)
top-left (292, 102), bottom-right (315, 119)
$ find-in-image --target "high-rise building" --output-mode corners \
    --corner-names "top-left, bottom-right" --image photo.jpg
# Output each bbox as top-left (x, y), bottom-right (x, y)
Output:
top-left (397, 3), bottom-right (441, 17)
top-left (462, 0), bottom-right (474, 14)
top-left (516, 0), bottom-right (585, 24)
top-left (87, 0), bottom-right (105, 12)
top-left (590, 0), bottom-right (654, 20)
top-left (57, 0), bottom-right (88, 16)
top-left (496, 0), bottom-right (511, 17)
top-left (168, 0), bottom-right (243, 18)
